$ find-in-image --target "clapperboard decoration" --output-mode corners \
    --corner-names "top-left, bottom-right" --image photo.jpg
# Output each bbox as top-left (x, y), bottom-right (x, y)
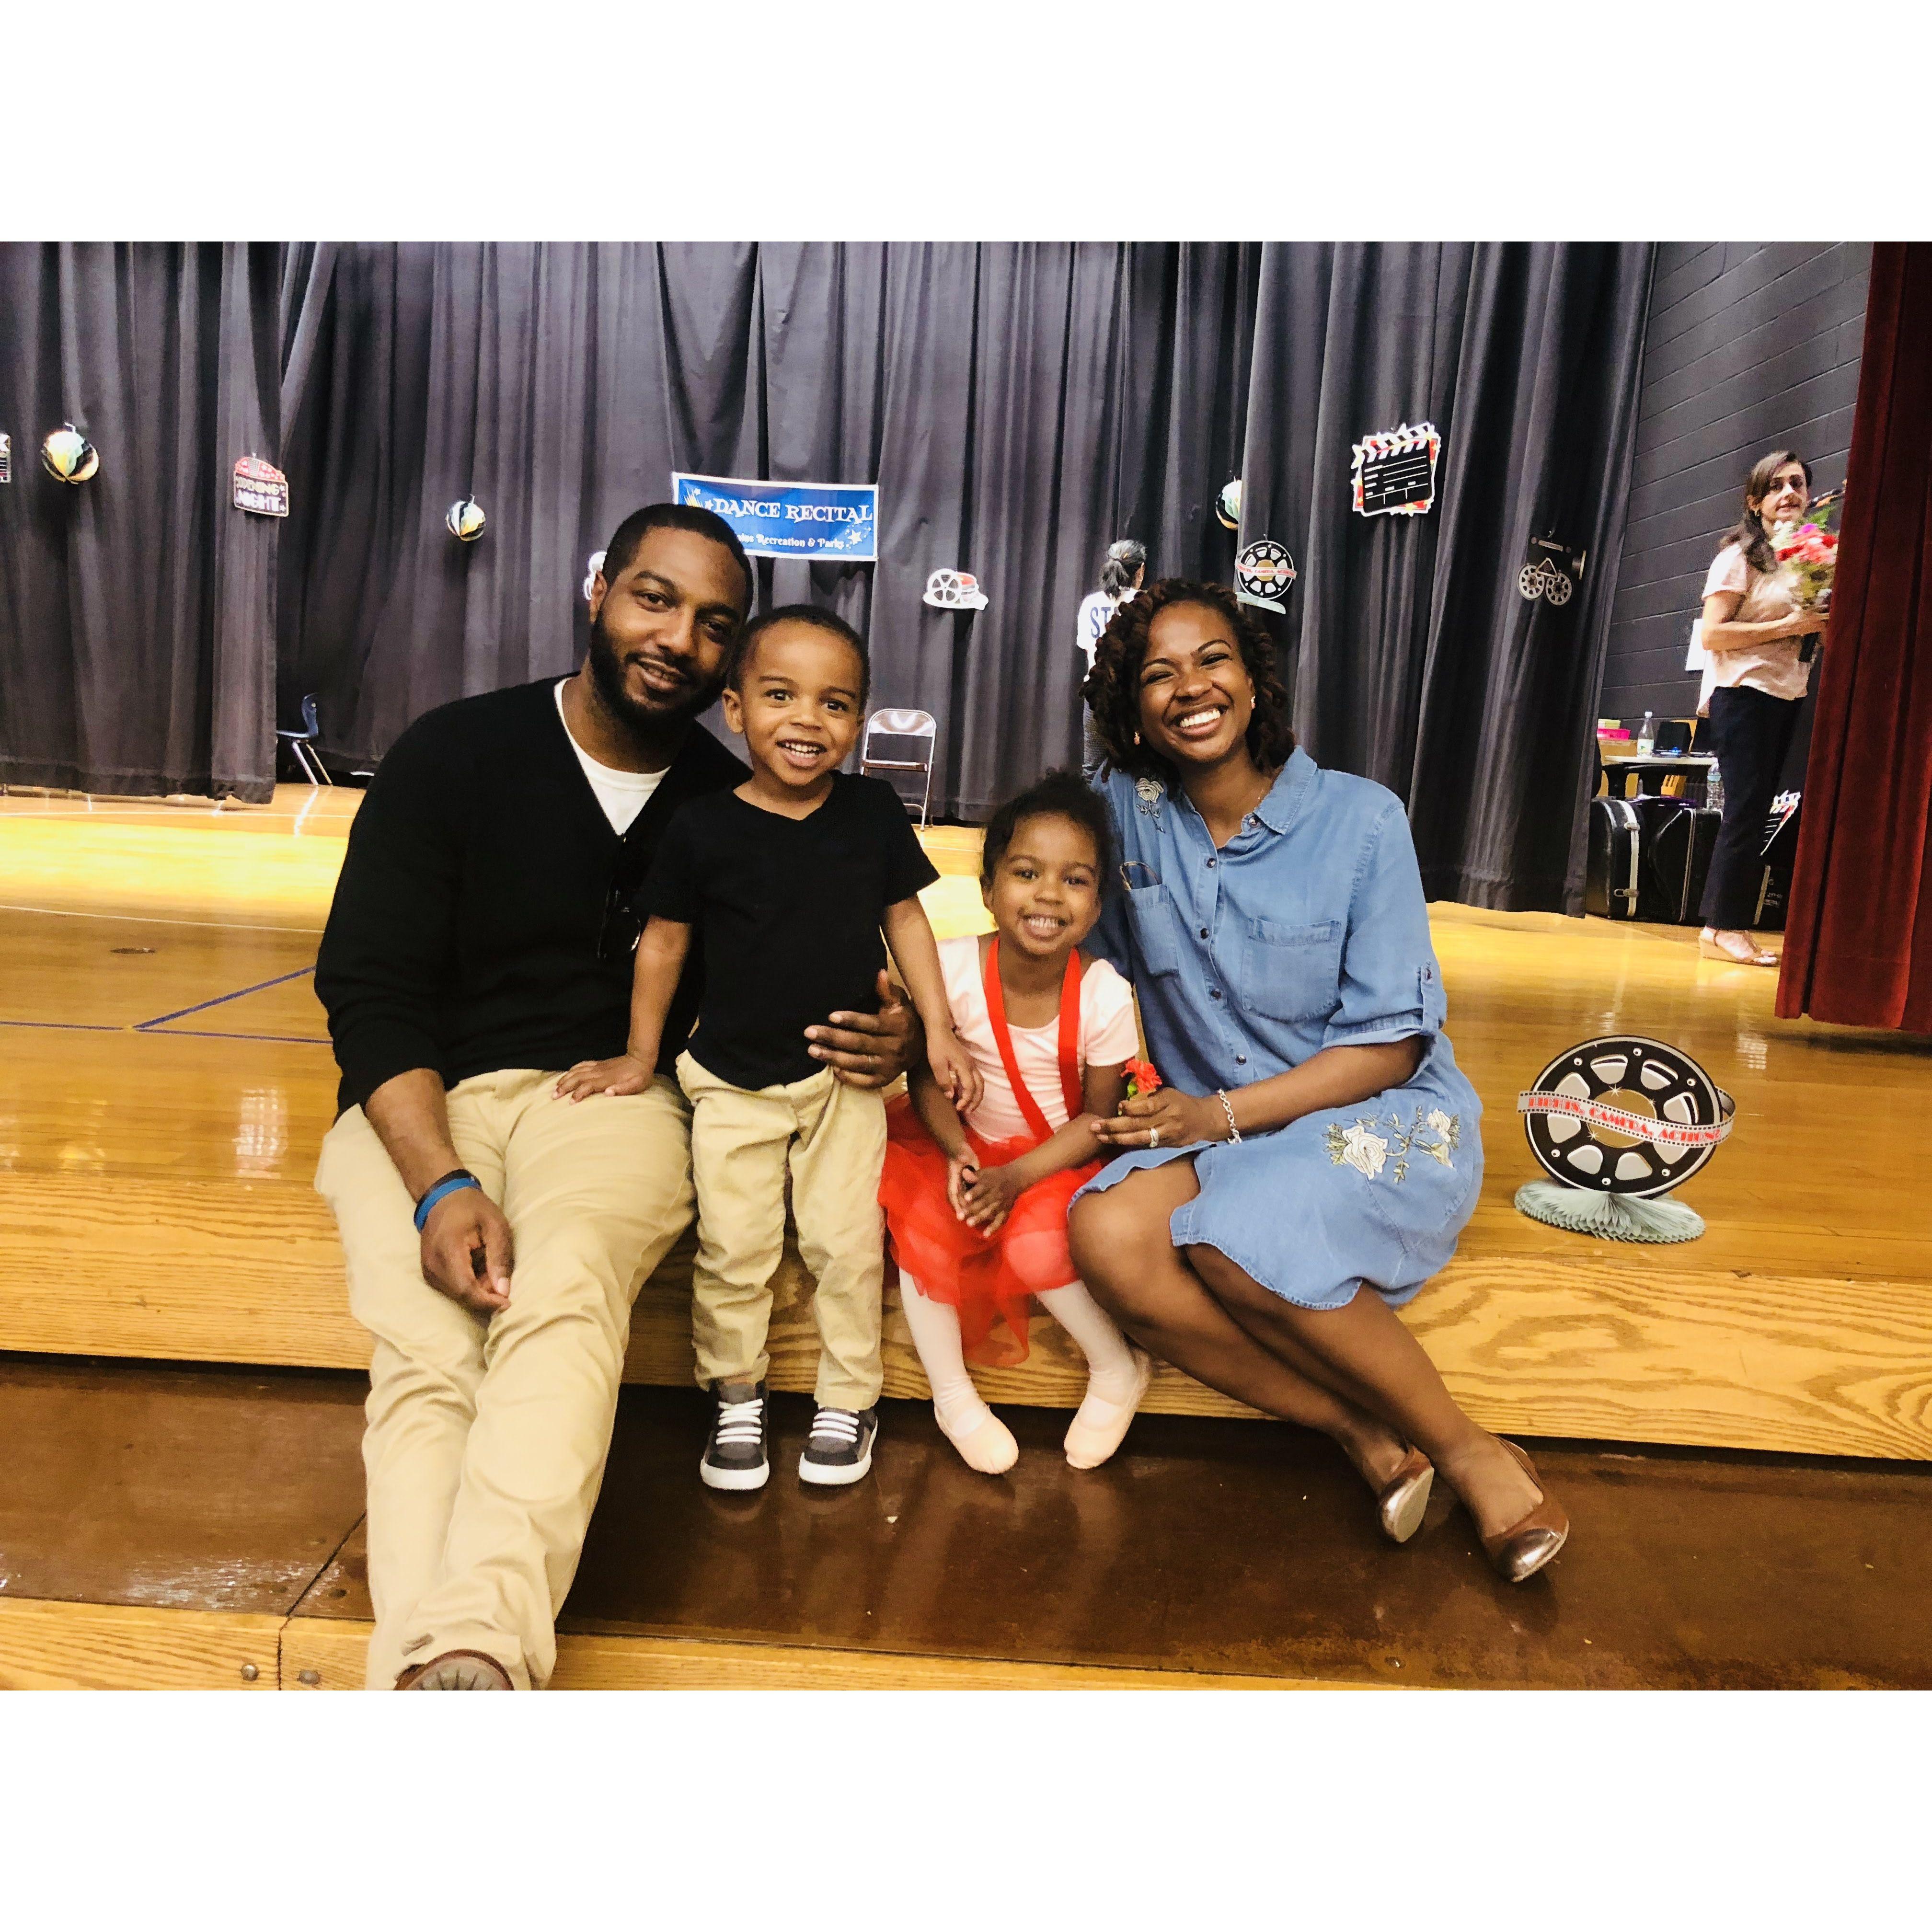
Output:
top-left (1350, 421), bottom-right (1441, 518)
top-left (0, 433), bottom-right (11, 484)
top-left (1235, 538), bottom-right (1297, 613)
top-left (1518, 534), bottom-right (1587, 607)
top-left (232, 455), bottom-right (289, 518)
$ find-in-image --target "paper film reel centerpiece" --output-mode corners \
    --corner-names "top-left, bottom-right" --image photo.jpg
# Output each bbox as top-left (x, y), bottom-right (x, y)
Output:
top-left (42, 424), bottom-right (99, 484)
top-left (922, 567), bottom-right (988, 610)
top-left (1235, 537), bottom-right (1296, 612)
top-left (1514, 1035), bottom-right (1735, 1242)
top-left (445, 497), bottom-right (487, 542)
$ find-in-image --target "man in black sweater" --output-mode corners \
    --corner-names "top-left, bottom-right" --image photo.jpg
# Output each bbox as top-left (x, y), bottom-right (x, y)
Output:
top-left (314, 503), bottom-right (914, 1690)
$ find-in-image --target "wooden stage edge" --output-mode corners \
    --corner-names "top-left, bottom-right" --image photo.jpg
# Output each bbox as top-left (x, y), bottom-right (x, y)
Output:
top-left (0, 1597), bottom-right (1340, 1692)
top-left (5, 1230), bottom-right (1930, 1462)
top-left (6, 788), bottom-right (1931, 1465)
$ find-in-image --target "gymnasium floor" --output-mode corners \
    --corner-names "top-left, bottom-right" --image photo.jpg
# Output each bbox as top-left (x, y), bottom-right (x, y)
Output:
top-left (2, 783), bottom-right (1929, 1689)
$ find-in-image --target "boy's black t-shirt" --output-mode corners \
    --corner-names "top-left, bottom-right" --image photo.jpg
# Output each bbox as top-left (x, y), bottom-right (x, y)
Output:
top-left (644, 772), bottom-right (940, 1090)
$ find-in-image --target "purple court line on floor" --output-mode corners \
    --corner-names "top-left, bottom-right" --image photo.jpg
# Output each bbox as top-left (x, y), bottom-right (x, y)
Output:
top-left (133, 966), bottom-right (318, 1032)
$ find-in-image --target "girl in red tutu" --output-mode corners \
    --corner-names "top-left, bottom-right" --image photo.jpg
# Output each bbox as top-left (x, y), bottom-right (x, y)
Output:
top-left (881, 770), bottom-right (1151, 1473)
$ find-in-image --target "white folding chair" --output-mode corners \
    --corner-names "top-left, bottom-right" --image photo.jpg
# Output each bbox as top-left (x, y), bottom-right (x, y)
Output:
top-left (859, 707), bottom-right (937, 825)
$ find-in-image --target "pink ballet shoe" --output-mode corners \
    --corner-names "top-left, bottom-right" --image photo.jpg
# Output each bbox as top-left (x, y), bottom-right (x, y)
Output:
top-left (936, 1402), bottom-right (1018, 1475)
top-left (1064, 1348), bottom-right (1154, 1470)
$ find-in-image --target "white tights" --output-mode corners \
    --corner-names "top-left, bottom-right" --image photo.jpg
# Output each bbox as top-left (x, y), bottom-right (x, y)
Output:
top-left (899, 1273), bottom-right (1142, 1446)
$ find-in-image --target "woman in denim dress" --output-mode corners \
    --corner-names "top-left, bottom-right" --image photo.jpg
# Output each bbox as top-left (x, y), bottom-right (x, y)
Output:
top-left (1070, 580), bottom-right (1568, 1582)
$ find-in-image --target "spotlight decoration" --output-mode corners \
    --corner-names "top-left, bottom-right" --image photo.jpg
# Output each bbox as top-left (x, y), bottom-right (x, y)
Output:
top-left (232, 454), bottom-right (289, 518)
top-left (1235, 538), bottom-right (1296, 613)
top-left (1215, 479), bottom-right (1242, 530)
top-left (921, 567), bottom-right (989, 610)
top-left (1350, 420), bottom-right (1440, 518)
top-left (42, 423), bottom-right (99, 484)
top-left (445, 497), bottom-right (486, 542)
top-left (583, 550), bottom-right (606, 601)
top-left (1514, 1035), bottom-right (1735, 1242)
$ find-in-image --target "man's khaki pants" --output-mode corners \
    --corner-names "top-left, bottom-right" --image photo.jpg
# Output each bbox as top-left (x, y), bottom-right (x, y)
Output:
top-left (315, 1069), bottom-right (693, 1690)
top-left (677, 1053), bottom-right (887, 1411)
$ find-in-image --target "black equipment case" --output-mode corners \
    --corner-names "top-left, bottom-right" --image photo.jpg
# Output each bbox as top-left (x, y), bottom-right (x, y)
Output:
top-left (1632, 795), bottom-right (1720, 924)
top-left (1586, 796), bottom-right (1642, 920)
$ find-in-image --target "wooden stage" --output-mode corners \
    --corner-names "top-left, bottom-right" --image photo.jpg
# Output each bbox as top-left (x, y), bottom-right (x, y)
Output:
top-left (4, 783), bottom-right (1930, 1464)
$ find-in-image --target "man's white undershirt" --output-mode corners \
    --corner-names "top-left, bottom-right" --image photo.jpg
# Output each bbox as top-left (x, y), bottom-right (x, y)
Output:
top-left (554, 678), bottom-right (666, 834)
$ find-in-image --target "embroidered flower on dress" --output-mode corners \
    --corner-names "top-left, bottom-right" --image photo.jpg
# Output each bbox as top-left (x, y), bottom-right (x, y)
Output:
top-left (1337, 1120), bottom-right (1390, 1179)
top-left (1325, 1106), bottom-right (1460, 1183)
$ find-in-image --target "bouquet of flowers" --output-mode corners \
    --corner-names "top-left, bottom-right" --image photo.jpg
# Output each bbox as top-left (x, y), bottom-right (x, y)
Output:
top-left (1773, 496), bottom-right (1840, 610)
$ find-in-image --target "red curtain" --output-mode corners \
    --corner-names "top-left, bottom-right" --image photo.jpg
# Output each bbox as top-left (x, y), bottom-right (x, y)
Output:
top-left (1776, 243), bottom-right (1932, 1030)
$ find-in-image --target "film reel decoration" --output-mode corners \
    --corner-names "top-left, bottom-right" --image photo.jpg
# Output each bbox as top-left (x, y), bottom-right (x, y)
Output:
top-left (1515, 1036), bottom-right (1735, 1242)
top-left (1519, 1036), bottom-right (1734, 1196)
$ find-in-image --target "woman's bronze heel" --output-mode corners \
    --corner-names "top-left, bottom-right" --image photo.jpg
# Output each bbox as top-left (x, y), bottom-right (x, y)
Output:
top-left (1481, 1440), bottom-right (1569, 1583)
top-left (1377, 1446), bottom-right (1434, 1545)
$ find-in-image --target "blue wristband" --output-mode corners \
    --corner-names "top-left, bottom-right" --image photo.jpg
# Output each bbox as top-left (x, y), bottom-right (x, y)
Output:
top-left (414, 1170), bottom-right (482, 1232)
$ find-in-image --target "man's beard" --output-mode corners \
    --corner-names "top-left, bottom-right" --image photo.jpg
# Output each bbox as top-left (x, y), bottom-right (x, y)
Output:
top-left (585, 608), bottom-right (725, 743)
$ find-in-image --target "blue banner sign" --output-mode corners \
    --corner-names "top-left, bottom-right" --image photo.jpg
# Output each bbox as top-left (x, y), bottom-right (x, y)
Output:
top-left (672, 472), bottom-right (878, 563)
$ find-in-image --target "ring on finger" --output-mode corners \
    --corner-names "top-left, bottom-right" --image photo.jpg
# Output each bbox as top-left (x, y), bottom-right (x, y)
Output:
top-left (1149, 1127), bottom-right (1161, 1148)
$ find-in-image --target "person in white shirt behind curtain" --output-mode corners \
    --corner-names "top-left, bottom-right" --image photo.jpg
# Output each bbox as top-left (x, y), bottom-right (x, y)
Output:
top-left (1076, 538), bottom-right (1145, 774)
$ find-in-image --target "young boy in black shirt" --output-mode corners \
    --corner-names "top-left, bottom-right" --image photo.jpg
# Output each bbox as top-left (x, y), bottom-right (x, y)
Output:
top-left (558, 606), bottom-right (977, 1489)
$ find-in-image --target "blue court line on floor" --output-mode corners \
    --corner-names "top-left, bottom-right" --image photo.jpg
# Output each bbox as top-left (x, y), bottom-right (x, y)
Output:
top-left (133, 966), bottom-right (317, 1032)
top-left (142, 1028), bottom-right (329, 1045)
top-left (0, 1017), bottom-right (126, 1032)
top-left (0, 1015), bottom-right (327, 1043)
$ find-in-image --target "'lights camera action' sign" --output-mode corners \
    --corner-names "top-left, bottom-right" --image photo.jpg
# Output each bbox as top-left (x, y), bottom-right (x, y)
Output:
top-left (673, 472), bottom-right (877, 563)
top-left (1351, 421), bottom-right (1441, 518)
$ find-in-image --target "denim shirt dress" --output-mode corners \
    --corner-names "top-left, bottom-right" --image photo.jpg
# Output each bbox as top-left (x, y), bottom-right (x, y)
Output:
top-left (1078, 750), bottom-right (1483, 1311)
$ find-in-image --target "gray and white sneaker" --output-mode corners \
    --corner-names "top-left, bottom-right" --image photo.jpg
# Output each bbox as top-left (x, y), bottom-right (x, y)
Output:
top-left (798, 1404), bottom-right (878, 1486)
top-left (700, 1379), bottom-right (770, 1491)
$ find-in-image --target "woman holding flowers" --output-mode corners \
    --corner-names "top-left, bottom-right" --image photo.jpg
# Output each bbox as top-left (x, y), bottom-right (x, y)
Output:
top-left (1069, 579), bottom-right (1569, 1584)
top-left (1694, 450), bottom-right (1832, 965)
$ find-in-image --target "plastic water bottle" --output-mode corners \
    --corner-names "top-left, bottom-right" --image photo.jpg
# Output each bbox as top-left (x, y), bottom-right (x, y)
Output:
top-left (1706, 759), bottom-right (1725, 815)
top-left (1637, 710), bottom-right (1656, 755)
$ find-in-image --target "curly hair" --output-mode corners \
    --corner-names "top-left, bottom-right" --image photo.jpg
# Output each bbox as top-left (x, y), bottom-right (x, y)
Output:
top-left (979, 768), bottom-right (1117, 897)
top-left (1080, 577), bottom-right (1294, 783)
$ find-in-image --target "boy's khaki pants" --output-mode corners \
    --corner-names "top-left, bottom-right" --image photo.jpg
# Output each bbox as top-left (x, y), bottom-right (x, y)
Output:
top-left (677, 1053), bottom-right (887, 1411)
top-left (315, 1069), bottom-right (693, 1690)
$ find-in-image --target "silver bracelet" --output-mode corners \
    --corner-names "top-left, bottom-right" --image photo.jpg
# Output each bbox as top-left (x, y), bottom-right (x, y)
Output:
top-left (1215, 1089), bottom-right (1242, 1143)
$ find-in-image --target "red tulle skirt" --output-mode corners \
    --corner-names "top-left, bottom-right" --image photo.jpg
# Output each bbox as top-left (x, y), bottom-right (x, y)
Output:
top-left (879, 1095), bottom-right (1101, 1367)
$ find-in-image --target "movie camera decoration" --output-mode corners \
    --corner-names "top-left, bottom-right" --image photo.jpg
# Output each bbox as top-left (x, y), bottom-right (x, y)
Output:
top-left (1215, 479), bottom-right (1243, 530)
top-left (233, 455), bottom-right (289, 518)
top-left (445, 497), bottom-right (487, 543)
top-left (1514, 1035), bottom-right (1735, 1242)
top-left (1518, 534), bottom-right (1587, 607)
top-left (1351, 421), bottom-right (1440, 518)
top-left (922, 567), bottom-right (989, 610)
top-left (1235, 538), bottom-right (1297, 613)
top-left (41, 424), bottom-right (99, 484)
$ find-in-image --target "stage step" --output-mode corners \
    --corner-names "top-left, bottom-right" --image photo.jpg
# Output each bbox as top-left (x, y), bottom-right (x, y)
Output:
top-left (3, 1355), bottom-right (1928, 1693)
top-left (4, 1179), bottom-right (1929, 1460)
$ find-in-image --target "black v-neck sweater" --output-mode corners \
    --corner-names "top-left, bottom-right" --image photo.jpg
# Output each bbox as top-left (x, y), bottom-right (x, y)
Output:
top-left (315, 678), bottom-right (747, 1116)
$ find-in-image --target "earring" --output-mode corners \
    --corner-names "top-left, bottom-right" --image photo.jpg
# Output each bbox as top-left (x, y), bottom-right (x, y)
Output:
top-left (1133, 730), bottom-right (1141, 745)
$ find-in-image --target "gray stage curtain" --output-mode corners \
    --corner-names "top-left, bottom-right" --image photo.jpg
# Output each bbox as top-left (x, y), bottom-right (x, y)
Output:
top-left (280, 242), bottom-right (1259, 819)
top-left (1242, 242), bottom-right (1654, 911)
top-left (4, 240), bottom-right (1650, 905)
top-left (0, 242), bottom-right (334, 803)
